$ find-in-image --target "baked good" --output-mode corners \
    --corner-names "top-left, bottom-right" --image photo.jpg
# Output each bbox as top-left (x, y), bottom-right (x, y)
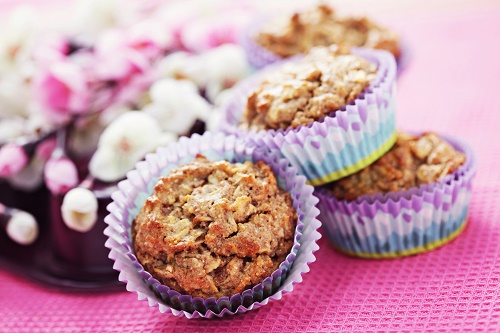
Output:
top-left (242, 46), bottom-right (377, 130)
top-left (105, 132), bottom-right (321, 317)
top-left (132, 154), bottom-right (297, 299)
top-left (220, 46), bottom-right (397, 186)
top-left (315, 132), bottom-right (476, 258)
top-left (329, 132), bottom-right (466, 201)
top-left (255, 4), bottom-right (400, 59)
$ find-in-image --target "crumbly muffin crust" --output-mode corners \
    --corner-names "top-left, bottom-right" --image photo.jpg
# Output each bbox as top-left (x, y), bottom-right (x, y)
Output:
top-left (133, 155), bottom-right (297, 299)
top-left (329, 133), bottom-right (466, 201)
top-left (255, 4), bottom-right (400, 58)
top-left (242, 46), bottom-right (377, 130)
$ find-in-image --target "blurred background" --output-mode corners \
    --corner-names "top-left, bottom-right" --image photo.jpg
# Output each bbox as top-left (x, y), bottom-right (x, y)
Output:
top-left (1, 0), bottom-right (500, 332)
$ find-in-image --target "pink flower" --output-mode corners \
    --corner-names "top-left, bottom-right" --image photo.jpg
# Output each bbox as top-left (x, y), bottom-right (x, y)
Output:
top-left (35, 138), bottom-right (57, 162)
top-left (155, 3), bottom-right (198, 50)
top-left (0, 144), bottom-right (28, 177)
top-left (93, 30), bottom-right (149, 82)
top-left (33, 35), bottom-right (70, 67)
top-left (34, 61), bottom-right (91, 123)
top-left (127, 19), bottom-right (175, 60)
top-left (44, 156), bottom-right (79, 195)
top-left (113, 71), bottom-right (153, 106)
top-left (180, 9), bottom-right (253, 53)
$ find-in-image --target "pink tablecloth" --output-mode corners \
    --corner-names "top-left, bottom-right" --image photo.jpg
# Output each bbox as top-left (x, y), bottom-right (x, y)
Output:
top-left (2, 4), bottom-right (500, 333)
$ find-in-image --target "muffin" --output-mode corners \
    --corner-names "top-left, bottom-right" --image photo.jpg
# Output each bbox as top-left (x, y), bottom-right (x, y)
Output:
top-left (256, 5), bottom-right (400, 59)
top-left (242, 46), bottom-right (377, 131)
top-left (316, 132), bottom-right (477, 258)
top-left (104, 132), bottom-right (321, 318)
top-left (132, 155), bottom-right (297, 299)
top-left (220, 45), bottom-right (397, 186)
top-left (242, 4), bottom-right (404, 71)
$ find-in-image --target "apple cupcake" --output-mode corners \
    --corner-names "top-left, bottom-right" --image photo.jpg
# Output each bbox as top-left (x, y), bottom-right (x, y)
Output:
top-left (220, 45), bottom-right (397, 186)
top-left (242, 4), bottom-right (408, 75)
top-left (104, 132), bottom-right (321, 318)
top-left (315, 132), bottom-right (477, 259)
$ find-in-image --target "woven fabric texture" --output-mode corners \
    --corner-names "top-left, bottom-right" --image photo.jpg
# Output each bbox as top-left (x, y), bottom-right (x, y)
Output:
top-left (2, 4), bottom-right (500, 333)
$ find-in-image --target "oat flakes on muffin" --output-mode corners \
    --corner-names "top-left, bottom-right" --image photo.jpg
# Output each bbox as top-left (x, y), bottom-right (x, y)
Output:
top-left (328, 132), bottom-right (466, 201)
top-left (242, 45), bottom-right (377, 131)
top-left (132, 155), bottom-right (297, 299)
top-left (255, 4), bottom-right (400, 59)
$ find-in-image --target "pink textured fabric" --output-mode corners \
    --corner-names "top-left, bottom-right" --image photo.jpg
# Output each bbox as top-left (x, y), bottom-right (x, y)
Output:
top-left (2, 5), bottom-right (500, 333)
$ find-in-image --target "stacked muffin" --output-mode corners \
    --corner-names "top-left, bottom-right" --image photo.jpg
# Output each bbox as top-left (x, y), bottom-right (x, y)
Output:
top-left (222, 4), bottom-right (476, 259)
top-left (105, 4), bottom-right (476, 319)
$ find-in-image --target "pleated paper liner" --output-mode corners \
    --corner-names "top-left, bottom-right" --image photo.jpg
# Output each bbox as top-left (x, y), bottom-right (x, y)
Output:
top-left (220, 47), bottom-right (397, 186)
top-left (240, 16), bottom-right (411, 76)
top-left (315, 133), bottom-right (477, 259)
top-left (104, 132), bottom-right (322, 318)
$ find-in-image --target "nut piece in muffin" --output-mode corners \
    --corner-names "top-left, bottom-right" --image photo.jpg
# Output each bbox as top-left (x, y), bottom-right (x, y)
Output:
top-left (242, 45), bottom-right (377, 130)
top-left (327, 133), bottom-right (466, 201)
top-left (133, 155), bottom-right (297, 299)
top-left (255, 4), bottom-right (400, 58)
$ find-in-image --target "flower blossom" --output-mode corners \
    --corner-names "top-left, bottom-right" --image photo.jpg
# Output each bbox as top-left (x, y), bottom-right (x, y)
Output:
top-left (0, 144), bottom-right (28, 177)
top-left (6, 210), bottom-right (38, 245)
top-left (44, 156), bottom-right (79, 195)
top-left (158, 45), bottom-right (250, 103)
top-left (0, 117), bottom-right (25, 144)
top-left (93, 29), bottom-right (149, 82)
top-left (61, 187), bottom-right (98, 233)
top-left (33, 61), bottom-right (91, 123)
top-left (89, 111), bottom-right (175, 182)
top-left (180, 8), bottom-right (253, 53)
top-left (72, 0), bottom-right (140, 41)
top-left (127, 19), bottom-right (175, 60)
top-left (6, 138), bottom-right (55, 191)
top-left (143, 78), bottom-right (212, 135)
top-left (0, 5), bottom-right (37, 75)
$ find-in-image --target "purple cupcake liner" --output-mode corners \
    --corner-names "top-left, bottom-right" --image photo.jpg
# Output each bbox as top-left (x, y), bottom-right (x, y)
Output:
top-left (104, 132), bottom-right (322, 318)
top-left (219, 47), bottom-right (397, 186)
top-left (315, 133), bottom-right (477, 258)
top-left (240, 16), bottom-right (410, 76)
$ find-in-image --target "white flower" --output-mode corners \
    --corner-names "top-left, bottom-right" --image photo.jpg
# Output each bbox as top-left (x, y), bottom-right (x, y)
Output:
top-left (156, 52), bottom-right (192, 79)
top-left (61, 188), bottom-right (98, 233)
top-left (201, 45), bottom-right (250, 102)
top-left (24, 110), bottom-right (55, 137)
top-left (89, 111), bottom-right (175, 182)
top-left (143, 79), bottom-right (212, 135)
top-left (0, 117), bottom-right (24, 144)
top-left (0, 76), bottom-right (31, 118)
top-left (6, 210), bottom-right (38, 245)
top-left (158, 45), bottom-right (250, 103)
top-left (72, 0), bottom-right (139, 41)
top-left (0, 5), bottom-right (36, 75)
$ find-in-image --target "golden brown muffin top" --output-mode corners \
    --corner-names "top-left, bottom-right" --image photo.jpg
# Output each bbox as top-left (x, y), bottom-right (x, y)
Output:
top-left (133, 155), bottom-right (297, 299)
top-left (255, 4), bottom-right (400, 58)
top-left (242, 46), bottom-right (377, 130)
top-left (329, 133), bottom-right (466, 201)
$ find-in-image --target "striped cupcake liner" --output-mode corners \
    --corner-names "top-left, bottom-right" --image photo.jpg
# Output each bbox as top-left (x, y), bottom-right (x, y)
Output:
top-left (315, 133), bottom-right (477, 259)
top-left (104, 132), bottom-right (321, 318)
top-left (220, 47), bottom-right (397, 186)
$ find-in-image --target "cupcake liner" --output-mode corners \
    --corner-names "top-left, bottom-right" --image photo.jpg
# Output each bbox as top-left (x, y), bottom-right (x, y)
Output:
top-left (220, 47), bottom-right (397, 186)
top-left (104, 132), bottom-right (322, 318)
top-left (241, 16), bottom-right (410, 76)
top-left (315, 133), bottom-right (477, 259)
